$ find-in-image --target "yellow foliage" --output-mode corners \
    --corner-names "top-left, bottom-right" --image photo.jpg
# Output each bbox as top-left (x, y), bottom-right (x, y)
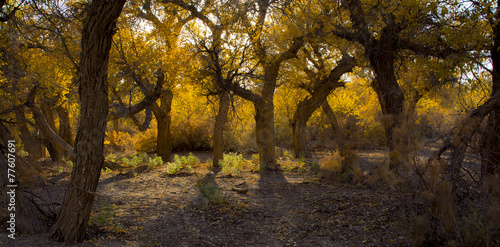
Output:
top-left (133, 127), bottom-right (157, 153)
top-left (319, 151), bottom-right (343, 177)
top-left (170, 83), bottom-right (214, 150)
top-left (105, 130), bottom-right (133, 152)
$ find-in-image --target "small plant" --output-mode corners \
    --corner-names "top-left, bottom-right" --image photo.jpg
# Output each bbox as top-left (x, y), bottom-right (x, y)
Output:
top-left (309, 160), bottom-right (320, 170)
top-left (147, 155), bottom-right (163, 171)
top-left (57, 159), bottom-right (73, 173)
top-left (121, 153), bottom-right (149, 167)
top-left (275, 146), bottom-right (284, 158)
top-left (19, 150), bottom-right (29, 158)
top-left (101, 167), bottom-right (112, 174)
top-left (278, 150), bottom-right (307, 172)
top-left (251, 154), bottom-right (259, 164)
top-left (319, 151), bottom-right (344, 175)
top-left (120, 157), bottom-right (130, 166)
top-left (105, 153), bottom-right (118, 162)
top-left (166, 153), bottom-right (199, 174)
top-left (195, 176), bottom-right (230, 205)
top-left (220, 153), bottom-right (246, 177)
top-left (89, 203), bottom-right (125, 233)
top-left (130, 155), bottom-right (144, 166)
top-left (318, 149), bottom-right (360, 181)
top-left (65, 159), bottom-right (73, 169)
top-left (282, 149), bottom-right (294, 160)
top-left (249, 154), bottom-right (268, 172)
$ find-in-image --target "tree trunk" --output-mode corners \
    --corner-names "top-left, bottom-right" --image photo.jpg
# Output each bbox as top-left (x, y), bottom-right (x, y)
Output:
top-left (254, 99), bottom-right (277, 170)
top-left (481, 106), bottom-right (500, 177)
top-left (440, 90), bottom-right (500, 180)
top-left (14, 108), bottom-right (44, 160)
top-left (369, 43), bottom-right (405, 168)
top-left (49, 0), bottom-right (126, 243)
top-left (56, 105), bottom-right (73, 147)
top-left (152, 89), bottom-right (173, 163)
top-left (25, 89), bottom-right (74, 160)
top-left (292, 111), bottom-right (310, 158)
top-left (482, 5), bottom-right (500, 177)
top-left (322, 100), bottom-right (345, 151)
top-left (0, 123), bottom-right (47, 235)
top-left (213, 92), bottom-right (230, 168)
top-left (292, 56), bottom-right (354, 158)
top-left (41, 100), bottom-right (64, 162)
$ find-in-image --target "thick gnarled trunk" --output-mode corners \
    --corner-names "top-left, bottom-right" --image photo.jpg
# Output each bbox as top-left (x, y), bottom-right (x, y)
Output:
top-left (49, 0), bottom-right (126, 243)
top-left (212, 92), bottom-right (230, 168)
top-left (369, 44), bottom-right (405, 167)
top-left (255, 99), bottom-right (277, 170)
top-left (292, 113), bottom-right (310, 158)
top-left (292, 56), bottom-right (354, 158)
top-left (322, 100), bottom-right (345, 151)
top-left (152, 89), bottom-right (173, 163)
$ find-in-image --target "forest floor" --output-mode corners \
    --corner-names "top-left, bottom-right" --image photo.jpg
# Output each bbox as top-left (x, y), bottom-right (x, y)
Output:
top-left (0, 146), bottom-right (429, 247)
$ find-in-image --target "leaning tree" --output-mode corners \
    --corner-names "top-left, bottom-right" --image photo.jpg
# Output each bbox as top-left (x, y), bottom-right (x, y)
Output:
top-left (49, 0), bottom-right (127, 243)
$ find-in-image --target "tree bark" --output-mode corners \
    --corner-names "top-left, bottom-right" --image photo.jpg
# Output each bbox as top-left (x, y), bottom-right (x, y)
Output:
top-left (24, 89), bottom-right (74, 160)
top-left (436, 90), bottom-right (500, 180)
top-left (40, 99), bottom-right (64, 162)
top-left (322, 100), bottom-right (345, 151)
top-left (292, 55), bottom-right (355, 158)
top-left (292, 110), bottom-right (310, 158)
top-left (14, 108), bottom-right (44, 160)
top-left (254, 98), bottom-right (277, 170)
top-left (212, 92), bottom-right (230, 168)
top-left (482, 3), bottom-right (500, 177)
top-left (56, 105), bottom-right (73, 147)
top-left (151, 88), bottom-right (173, 163)
top-left (49, 0), bottom-right (126, 243)
top-left (368, 38), bottom-right (405, 167)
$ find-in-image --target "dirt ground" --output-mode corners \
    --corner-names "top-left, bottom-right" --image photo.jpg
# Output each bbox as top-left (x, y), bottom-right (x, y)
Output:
top-left (1, 149), bottom-right (414, 247)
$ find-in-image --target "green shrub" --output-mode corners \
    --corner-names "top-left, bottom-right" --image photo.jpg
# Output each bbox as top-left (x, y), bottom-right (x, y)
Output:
top-left (147, 155), bottom-right (163, 171)
top-left (166, 153), bottom-right (199, 174)
top-left (276, 149), bottom-right (307, 172)
top-left (105, 153), bottom-right (118, 162)
top-left (220, 153), bottom-right (246, 177)
top-left (57, 159), bottom-right (73, 174)
top-left (282, 149), bottom-right (294, 160)
top-left (195, 177), bottom-right (230, 205)
top-left (121, 153), bottom-right (149, 167)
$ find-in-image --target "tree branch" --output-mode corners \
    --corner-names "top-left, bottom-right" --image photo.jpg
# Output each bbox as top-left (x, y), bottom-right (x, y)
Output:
top-left (23, 86), bottom-right (74, 159)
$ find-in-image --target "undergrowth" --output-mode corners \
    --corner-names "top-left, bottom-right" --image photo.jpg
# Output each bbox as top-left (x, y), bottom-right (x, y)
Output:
top-left (195, 176), bottom-right (232, 206)
top-left (89, 202), bottom-right (125, 234)
top-left (166, 153), bottom-right (199, 175)
top-left (220, 153), bottom-right (246, 177)
top-left (278, 149), bottom-right (307, 172)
